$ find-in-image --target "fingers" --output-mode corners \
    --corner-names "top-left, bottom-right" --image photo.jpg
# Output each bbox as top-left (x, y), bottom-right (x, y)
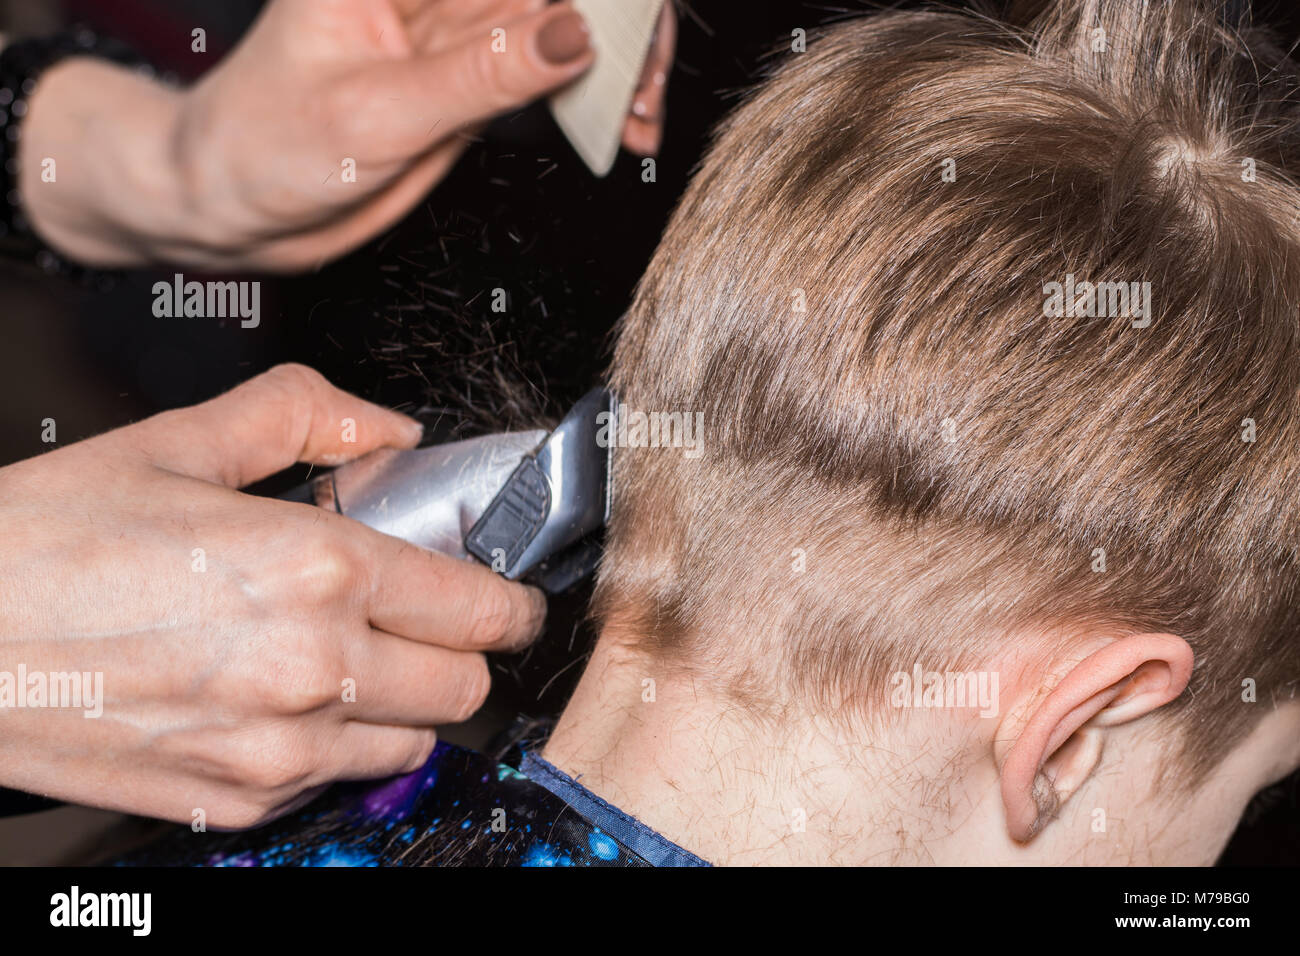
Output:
top-left (206, 725), bottom-right (439, 827)
top-left (345, 630), bottom-right (494, 725)
top-left (128, 363), bottom-right (424, 488)
top-left (329, 723), bottom-right (439, 782)
top-left (622, 1), bottom-right (676, 156)
top-left (365, 531), bottom-right (546, 651)
top-left (359, 2), bottom-right (593, 154)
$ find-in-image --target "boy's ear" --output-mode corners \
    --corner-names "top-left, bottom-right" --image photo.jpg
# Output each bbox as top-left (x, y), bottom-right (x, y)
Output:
top-left (996, 633), bottom-right (1193, 842)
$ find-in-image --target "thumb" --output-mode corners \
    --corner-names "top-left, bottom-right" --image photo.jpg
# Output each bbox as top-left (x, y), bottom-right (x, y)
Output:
top-left (363, 4), bottom-right (593, 153)
top-left (126, 363), bottom-right (424, 488)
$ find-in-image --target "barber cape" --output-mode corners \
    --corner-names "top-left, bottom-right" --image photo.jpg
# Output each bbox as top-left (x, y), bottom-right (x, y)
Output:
top-left (118, 741), bottom-right (708, 868)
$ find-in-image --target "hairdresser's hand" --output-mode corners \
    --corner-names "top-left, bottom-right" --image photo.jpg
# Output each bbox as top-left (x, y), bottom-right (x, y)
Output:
top-left (0, 364), bottom-right (545, 827)
top-left (18, 0), bottom-right (675, 272)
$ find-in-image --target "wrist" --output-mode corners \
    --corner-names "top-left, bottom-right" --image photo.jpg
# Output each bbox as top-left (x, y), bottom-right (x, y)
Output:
top-left (19, 56), bottom-right (202, 267)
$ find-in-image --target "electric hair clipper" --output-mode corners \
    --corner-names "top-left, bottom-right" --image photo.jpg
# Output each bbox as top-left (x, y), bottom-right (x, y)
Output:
top-left (283, 387), bottom-right (615, 594)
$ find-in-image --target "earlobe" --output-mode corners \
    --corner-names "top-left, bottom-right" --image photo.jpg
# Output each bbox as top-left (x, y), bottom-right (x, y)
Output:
top-left (998, 632), bottom-right (1193, 842)
top-left (1036, 725), bottom-right (1104, 827)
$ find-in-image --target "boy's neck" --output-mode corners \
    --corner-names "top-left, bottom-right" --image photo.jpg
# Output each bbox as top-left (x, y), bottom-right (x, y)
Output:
top-left (542, 633), bottom-right (1003, 865)
top-left (541, 630), bottom-right (1261, 866)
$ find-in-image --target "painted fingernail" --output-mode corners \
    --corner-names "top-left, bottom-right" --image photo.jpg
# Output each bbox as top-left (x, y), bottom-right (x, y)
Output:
top-left (538, 10), bottom-right (591, 65)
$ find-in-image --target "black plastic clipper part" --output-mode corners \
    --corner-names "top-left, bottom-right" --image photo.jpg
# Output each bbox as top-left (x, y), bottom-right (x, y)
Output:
top-left (464, 457), bottom-right (552, 573)
top-left (464, 388), bottom-right (614, 590)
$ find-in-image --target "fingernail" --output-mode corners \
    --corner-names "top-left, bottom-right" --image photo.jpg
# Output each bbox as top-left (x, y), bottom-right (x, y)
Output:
top-left (402, 417), bottom-right (424, 444)
top-left (538, 10), bottom-right (590, 65)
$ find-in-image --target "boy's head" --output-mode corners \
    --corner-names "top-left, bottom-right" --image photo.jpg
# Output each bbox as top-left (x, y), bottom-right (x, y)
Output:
top-left (574, 0), bottom-right (1300, 857)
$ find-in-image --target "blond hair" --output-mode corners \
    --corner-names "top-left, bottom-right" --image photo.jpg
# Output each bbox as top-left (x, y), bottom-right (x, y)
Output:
top-left (595, 0), bottom-right (1300, 780)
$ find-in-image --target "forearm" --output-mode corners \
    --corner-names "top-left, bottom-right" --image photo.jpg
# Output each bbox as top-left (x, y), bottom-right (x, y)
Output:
top-left (17, 56), bottom-right (195, 267)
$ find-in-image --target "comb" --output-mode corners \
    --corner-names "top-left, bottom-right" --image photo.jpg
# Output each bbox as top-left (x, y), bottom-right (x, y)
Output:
top-left (548, 0), bottom-right (666, 177)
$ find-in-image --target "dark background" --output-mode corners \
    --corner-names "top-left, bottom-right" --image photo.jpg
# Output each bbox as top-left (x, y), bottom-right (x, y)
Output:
top-left (0, 0), bottom-right (1296, 864)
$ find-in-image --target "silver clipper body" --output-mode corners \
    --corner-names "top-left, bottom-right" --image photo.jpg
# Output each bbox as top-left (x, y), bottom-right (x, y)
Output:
top-left (292, 389), bottom-right (614, 593)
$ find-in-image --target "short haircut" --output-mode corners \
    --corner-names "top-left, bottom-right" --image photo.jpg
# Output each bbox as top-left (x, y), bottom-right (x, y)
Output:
top-left (594, 0), bottom-right (1300, 782)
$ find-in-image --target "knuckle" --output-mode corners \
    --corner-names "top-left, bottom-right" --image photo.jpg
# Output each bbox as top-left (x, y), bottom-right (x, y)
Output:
top-left (239, 759), bottom-right (295, 794)
top-left (288, 535), bottom-right (361, 606)
top-left (250, 363), bottom-right (327, 422)
top-left (231, 363), bottom-right (330, 458)
top-left (256, 634), bottom-right (345, 715)
top-left (262, 362), bottom-right (326, 394)
top-left (465, 47), bottom-right (513, 112)
top-left (259, 671), bottom-right (336, 716)
top-left (240, 728), bottom-right (318, 792)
